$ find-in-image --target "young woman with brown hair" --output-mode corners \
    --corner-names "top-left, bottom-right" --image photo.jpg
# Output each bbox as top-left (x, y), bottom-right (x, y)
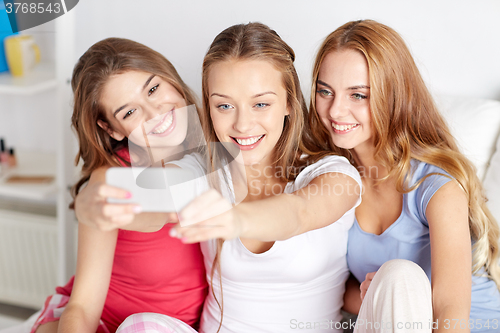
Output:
top-left (310, 20), bottom-right (500, 332)
top-left (31, 37), bottom-right (207, 333)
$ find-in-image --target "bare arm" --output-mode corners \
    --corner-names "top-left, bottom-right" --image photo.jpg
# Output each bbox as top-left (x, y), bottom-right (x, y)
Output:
top-left (175, 172), bottom-right (360, 242)
top-left (75, 167), bottom-right (176, 232)
top-left (427, 180), bottom-right (471, 333)
top-left (238, 173), bottom-right (359, 240)
top-left (58, 224), bottom-right (118, 333)
top-left (342, 274), bottom-right (362, 315)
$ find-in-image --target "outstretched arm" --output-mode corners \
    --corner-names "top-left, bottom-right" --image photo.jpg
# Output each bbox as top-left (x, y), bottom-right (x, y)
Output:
top-left (427, 180), bottom-right (471, 333)
top-left (174, 172), bottom-right (360, 242)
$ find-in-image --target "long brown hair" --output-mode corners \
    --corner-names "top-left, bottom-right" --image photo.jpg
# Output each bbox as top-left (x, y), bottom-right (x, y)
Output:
top-left (310, 19), bottom-right (500, 288)
top-left (70, 37), bottom-right (200, 201)
top-left (201, 22), bottom-right (327, 331)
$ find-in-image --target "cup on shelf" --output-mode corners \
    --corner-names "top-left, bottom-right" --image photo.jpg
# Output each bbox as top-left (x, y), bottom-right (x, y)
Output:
top-left (4, 35), bottom-right (40, 77)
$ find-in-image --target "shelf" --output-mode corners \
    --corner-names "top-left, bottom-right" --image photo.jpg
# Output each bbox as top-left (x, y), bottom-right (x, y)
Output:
top-left (0, 63), bottom-right (57, 95)
top-left (0, 150), bottom-right (57, 201)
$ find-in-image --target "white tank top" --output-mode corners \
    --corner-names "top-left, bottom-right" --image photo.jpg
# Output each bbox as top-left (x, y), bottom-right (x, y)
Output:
top-left (198, 155), bottom-right (362, 333)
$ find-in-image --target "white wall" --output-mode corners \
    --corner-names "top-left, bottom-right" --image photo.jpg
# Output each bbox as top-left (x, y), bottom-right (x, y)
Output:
top-left (73, 0), bottom-right (500, 100)
top-left (2, 0), bottom-right (499, 153)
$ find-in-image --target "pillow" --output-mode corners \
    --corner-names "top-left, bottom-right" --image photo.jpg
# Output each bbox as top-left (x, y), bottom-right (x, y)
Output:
top-left (483, 134), bottom-right (500, 224)
top-left (435, 96), bottom-right (500, 181)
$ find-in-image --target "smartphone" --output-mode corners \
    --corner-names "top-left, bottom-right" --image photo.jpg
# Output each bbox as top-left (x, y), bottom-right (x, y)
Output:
top-left (106, 167), bottom-right (198, 212)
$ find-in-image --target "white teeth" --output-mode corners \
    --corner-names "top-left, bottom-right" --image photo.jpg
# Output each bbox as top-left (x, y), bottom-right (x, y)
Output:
top-left (235, 135), bottom-right (263, 146)
top-left (332, 122), bottom-right (358, 131)
top-left (151, 112), bottom-right (173, 134)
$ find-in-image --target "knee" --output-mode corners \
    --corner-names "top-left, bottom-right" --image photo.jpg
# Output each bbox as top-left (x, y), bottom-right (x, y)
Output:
top-left (117, 314), bottom-right (139, 332)
top-left (117, 313), bottom-right (158, 333)
top-left (375, 259), bottom-right (429, 288)
top-left (117, 313), bottom-right (195, 333)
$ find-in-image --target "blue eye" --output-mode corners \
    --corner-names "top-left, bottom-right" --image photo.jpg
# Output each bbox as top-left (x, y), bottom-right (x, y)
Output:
top-left (148, 84), bottom-right (159, 96)
top-left (217, 104), bottom-right (233, 111)
top-left (352, 93), bottom-right (367, 100)
top-left (123, 109), bottom-right (136, 119)
top-left (317, 89), bottom-right (332, 97)
top-left (255, 103), bottom-right (269, 109)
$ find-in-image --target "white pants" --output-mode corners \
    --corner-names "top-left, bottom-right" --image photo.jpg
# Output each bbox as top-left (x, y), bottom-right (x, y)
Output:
top-left (116, 313), bottom-right (197, 333)
top-left (116, 259), bottom-right (432, 333)
top-left (354, 259), bottom-right (433, 333)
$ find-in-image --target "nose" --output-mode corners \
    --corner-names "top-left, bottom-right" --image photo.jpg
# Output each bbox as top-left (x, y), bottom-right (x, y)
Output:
top-left (233, 107), bottom-right (255, 134)
top-left (329, 96), bottom-right (349, 119)
top-left (143, 104), bottom-right (162, 123)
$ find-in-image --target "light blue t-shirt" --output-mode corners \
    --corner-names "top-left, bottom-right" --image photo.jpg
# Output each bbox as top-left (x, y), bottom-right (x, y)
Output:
top-left (347, 160), bottom-right (500, 332)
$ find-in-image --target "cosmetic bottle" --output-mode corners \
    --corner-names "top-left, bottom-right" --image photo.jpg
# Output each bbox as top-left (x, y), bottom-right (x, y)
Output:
top-left (0, 139), bottom-right (8, 165)
top-left (8, 148), bottom-right (16, 168)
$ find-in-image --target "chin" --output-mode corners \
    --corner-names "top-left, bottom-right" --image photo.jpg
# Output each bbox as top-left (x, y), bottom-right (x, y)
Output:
top-left (331, 140), bottom-right (355, 150)
top-left (240, 155), bottom-right (265, 167)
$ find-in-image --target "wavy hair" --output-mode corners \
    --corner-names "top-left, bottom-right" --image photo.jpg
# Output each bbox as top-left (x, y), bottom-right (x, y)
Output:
top-left (309, 19), bottom-right (500, 288)
top-left (70, 37), bottom-right (200, 203)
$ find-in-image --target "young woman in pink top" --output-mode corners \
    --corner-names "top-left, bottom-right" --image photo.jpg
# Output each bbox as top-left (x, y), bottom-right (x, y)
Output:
top-left (32, 38), bottom-right (207, 333)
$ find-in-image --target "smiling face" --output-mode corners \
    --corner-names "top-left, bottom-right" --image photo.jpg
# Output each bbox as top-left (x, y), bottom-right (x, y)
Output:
top-left (208, 59), bottom-right (289, 166)
top-left (99, 70), bottom-right (188, 156)
top-left (315, 49), bottom-right (373, 153)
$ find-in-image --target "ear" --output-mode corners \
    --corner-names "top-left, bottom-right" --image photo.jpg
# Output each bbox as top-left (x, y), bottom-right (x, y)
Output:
top-left (285, 105), bottom-right (291, 116)
top-left (97, 120), bottom-right (125, 141)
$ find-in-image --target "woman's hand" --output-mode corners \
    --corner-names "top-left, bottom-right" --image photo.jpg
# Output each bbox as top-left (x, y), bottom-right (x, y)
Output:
top-left (75, 167), bottom-right (178, 232)
top-left (170, 189), bottom-right (244, 243)
top-left (360, 271), bottom-right (377, 301)
top-left (75, 179), bottom-right (141, 231)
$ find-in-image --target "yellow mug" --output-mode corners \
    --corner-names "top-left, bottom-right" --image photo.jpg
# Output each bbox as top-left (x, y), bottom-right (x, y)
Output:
top-left (4, 35), bottom-right (40, 77)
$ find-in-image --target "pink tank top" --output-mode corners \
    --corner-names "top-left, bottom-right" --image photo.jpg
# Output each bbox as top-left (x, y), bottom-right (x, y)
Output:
top-left (58, 226), bottom-right (207, 332)
top-left (57, 148), bottom-right (207, 332)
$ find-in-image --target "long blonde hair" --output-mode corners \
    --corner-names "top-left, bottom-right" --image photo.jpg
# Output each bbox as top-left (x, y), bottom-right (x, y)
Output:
top-left (201, 22), bottom-right (327, 331)
top-left (309, 19), bottom-right (500, 287)
top-left (70, 38), bottom-right (201, 202)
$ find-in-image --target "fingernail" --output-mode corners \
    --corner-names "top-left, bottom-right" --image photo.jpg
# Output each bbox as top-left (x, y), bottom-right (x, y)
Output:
top-left (125, 192), bottom-right (132, 199)
top-left (133, 206), bottom-right (142, 214)
top-left (181, 237), bottom-right (189, 243)
top-left (169, 228), bottom-right (177, 237)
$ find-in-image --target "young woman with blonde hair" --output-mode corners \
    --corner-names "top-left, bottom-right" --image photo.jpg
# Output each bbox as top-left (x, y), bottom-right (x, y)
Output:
top-left (173, 22), bottom-right (361, 332)
top-left (31, 37), bottom-right (207, 333)
top-left (310, 19), bottom-right (500, 332)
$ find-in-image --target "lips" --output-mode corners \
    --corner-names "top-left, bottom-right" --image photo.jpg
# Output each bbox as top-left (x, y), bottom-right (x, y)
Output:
top-left (148, 109), bottom-right (176, 136)
top-left (331, 120), bottom-right (359, 134)
top-left (230, 134), bottom-right (265, 150)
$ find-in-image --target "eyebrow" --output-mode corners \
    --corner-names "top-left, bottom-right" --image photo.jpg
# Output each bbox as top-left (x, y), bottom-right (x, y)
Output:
top-left (317, 80), bottom-right (370, 90)
top-left (348, 85), bottom-right (370, 90)
top-left (210, 91), bottom-right (277, 99)
top-left (113, 74), bottom-right (156, 118)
